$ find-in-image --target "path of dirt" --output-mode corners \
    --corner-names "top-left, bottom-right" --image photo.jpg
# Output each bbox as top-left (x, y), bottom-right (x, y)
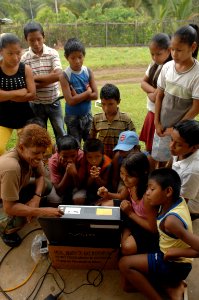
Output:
top-left (93, 66), bottom-right (147, 85)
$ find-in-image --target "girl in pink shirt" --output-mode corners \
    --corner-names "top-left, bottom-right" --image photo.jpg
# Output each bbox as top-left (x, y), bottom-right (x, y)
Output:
top-left (119, 152), bottom-right (159, 255)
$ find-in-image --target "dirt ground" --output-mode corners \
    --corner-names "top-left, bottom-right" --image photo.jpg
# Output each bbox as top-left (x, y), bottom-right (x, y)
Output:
top-left (93, 66), bottom-right (146, 86)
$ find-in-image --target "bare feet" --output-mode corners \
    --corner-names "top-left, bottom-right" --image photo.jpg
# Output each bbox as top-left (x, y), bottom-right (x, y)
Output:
top-left (166, 281), bottom-right (187, 300)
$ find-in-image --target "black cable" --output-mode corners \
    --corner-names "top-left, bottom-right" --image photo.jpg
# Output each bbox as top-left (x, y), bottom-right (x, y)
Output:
top-left (0, 227), bottom-right (42, 300)
top-left (52, 248), bottom-right (117, 298)
top-left (1, 231), bottom-right (118, 300)
top-left (32, 262), bottom-right (52, 300)
top-left (0, 286), bottom-right (12, 300)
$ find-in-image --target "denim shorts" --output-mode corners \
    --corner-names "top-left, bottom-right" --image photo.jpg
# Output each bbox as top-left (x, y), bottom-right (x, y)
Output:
top-left (64, 112), bottom-right (92, 143)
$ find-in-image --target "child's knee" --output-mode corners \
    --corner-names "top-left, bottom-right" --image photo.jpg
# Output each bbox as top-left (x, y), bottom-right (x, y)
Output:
top-left (121, 232), bottom-right (137, 255)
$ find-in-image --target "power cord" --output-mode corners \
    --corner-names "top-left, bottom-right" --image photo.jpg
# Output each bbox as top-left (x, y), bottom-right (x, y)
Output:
top-left (44, 248), bottom-right (117, 299)
top-left (1, 231), bottom-right (118, 300)
top-left (0, 227), bottom-right (43, 300)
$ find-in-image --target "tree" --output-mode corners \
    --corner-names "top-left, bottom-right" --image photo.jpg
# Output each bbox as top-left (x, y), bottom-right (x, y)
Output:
top-left (63, 0), bottom-right (115, 18)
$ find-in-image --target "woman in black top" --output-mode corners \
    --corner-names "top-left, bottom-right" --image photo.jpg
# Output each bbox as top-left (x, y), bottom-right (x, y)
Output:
top-left (0, 33), bottom-right (35, 155)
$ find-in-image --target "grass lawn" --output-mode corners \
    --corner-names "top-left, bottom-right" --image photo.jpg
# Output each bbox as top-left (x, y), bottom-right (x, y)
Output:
top-left (7, 82), bottom-right (147, 149)
top-left (59, 46), bottom-right (151, 70)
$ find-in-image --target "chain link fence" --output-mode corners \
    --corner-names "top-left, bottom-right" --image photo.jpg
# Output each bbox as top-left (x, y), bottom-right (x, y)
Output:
top-left (0, 18), bottom-right (198, 48)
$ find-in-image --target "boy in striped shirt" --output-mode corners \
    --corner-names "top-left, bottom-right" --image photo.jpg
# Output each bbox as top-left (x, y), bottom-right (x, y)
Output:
top-left (21, 22), bottom-right (66, 143)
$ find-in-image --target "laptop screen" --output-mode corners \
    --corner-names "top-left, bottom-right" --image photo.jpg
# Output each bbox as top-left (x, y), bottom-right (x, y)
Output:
top-left (38, 205), bottom-right (121, 248)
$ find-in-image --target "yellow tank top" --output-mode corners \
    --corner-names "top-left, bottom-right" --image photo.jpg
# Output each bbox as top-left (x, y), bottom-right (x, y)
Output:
top-left (157, 197), bottom-right (193, 263)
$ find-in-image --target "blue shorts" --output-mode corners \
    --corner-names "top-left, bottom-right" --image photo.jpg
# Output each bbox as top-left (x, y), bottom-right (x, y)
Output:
top-left (148, 251), bottom-right (192, 286)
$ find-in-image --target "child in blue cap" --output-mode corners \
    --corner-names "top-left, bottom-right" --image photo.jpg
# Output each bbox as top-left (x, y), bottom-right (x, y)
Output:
top-left (111, 131), bottom-right (141, 192)
top-left (98, 130), bottom-right (155, 202)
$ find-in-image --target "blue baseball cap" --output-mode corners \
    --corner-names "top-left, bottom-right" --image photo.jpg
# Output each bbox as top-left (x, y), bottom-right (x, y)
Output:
top-left (113, 131), bottom-right (139, 151)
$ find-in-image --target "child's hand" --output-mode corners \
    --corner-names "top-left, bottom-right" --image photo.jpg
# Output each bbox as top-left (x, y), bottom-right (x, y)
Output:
top-left (90, 166), bottom-right (100, 178)
top-left (70, 85), bottom-right (77, 96)
top-left (163, 127), bottom-right (173, 136)
top-left (97, 186), bottom-right (109, 198)
top-left (148, 89), bottom-right (157, 102)
top-left (66, 162), bottom-right (77, 175)
top-left (86, 84), bottom-right (92, 93)
top-left (155, 123), bottom-right (165, 137)
top-left (120, 200), bottom-right (133, 216)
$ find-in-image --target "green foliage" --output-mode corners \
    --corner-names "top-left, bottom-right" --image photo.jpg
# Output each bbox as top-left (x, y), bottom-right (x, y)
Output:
top-left (1, 0), bottom-right (198, 47)
top-left (35, 6), bottom-right (76, 24)
top-left (1, 0), bottom-right (198, 24)
top-left (36, 7), bottom-right (57, 23)
top-left (169, 0), bottom-right (194, 20)
top-left (79, 5), bottom-right (138, 22)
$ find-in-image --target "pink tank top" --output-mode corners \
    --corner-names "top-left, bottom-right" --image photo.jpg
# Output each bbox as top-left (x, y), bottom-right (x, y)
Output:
top-left (129, 189), bottom-right (147, 219)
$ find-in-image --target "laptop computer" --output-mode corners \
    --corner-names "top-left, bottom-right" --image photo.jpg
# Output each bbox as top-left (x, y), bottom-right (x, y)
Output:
top-left (38, 205), bottom-right (121, 248)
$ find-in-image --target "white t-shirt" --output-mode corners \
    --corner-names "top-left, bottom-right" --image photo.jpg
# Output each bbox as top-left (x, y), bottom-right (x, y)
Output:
top-left (145, 63), bottom-right (163, 113)
top-left (172, 150), bottom-right (199, 214)
top-left (157, 59), bottom-right (199, 128)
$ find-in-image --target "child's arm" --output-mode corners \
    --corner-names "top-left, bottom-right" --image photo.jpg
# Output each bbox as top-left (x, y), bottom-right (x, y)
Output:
top-left (33, 50), bottom-right (62, 88)
top-left (97, 186), bottom-right (129, 201)
top-left (163, 100), bottom-right (199, 137)
top-left (59, 72), bottom-right (94, 106)
top-left (141, 74), bottom-right (157, 102)
top-left (154, 87), bottom-right (165, 136)
top-left (141, 75), bottom-right (156, 94)
top-left (53, 162), bottom-right (80, 195)
top-left (87, 164), bottom-right (111, 188)
top-left (181, 99), bottom-right (199, 121)
top-left (148, 89), bottom-right (158, 103)
top-left (163, 214), bottom-right (199, 256)
top-left (87, 69), bottom-right (98, 100)
top-left (121, 197), bottom-right (158, 233)
top-left (34, 69), bottom-right (62, 88)
top-left (164, 247), bottom-right (199, 260)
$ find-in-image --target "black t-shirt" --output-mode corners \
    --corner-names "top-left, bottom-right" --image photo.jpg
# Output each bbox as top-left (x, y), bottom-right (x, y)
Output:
top-left (0, 62), bottom-right (34, 128)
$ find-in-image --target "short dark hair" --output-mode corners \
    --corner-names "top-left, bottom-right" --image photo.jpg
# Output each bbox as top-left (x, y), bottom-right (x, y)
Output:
top-left (100, 83), bottom-right (120, 103)
top-left (122, 152), bottom-right (150, 199)
top-left (64, 38), bottom-right (85, 57)
top-left (24, 22), bottom-right (44, 39)
top-left (83, 138), bottom-right (104, 154)
top-left (173, 119), bottom-right (199, 147)
top-left (149, 168), bottom-right (181, 201)
top-left (0, 33), bottom-right (20, 49)
top-left (57, 135), bottom-right (80, 152)
top-left (173, 24), bottom-right (199, 58)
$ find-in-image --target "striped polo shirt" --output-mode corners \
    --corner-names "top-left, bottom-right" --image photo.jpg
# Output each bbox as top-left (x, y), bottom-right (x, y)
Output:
top-left (21, 44), bottom-right (62, 104)
top-left (89, 109), bottom-right (136, 158)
